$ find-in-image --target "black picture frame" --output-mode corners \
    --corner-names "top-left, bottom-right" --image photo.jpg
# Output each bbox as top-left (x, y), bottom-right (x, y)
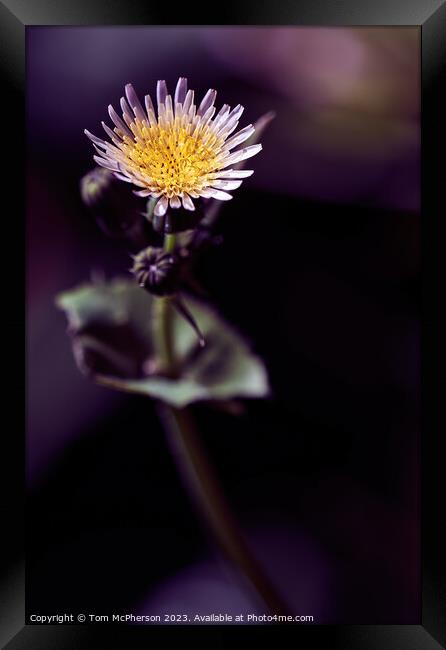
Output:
top-left (2, 0), bottom-right (444, 647)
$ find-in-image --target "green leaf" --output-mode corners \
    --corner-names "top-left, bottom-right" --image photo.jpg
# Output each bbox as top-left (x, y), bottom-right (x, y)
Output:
top-left (56, 278), bottom-right (270, 408)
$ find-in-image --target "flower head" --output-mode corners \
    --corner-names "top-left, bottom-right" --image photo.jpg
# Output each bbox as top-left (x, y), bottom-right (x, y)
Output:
top-left (85, 78), bottom-right (262, 217)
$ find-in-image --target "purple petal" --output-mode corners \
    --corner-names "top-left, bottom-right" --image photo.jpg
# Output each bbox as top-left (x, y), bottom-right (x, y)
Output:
top-left (209, 189), bottom-right (233, 201)
top-left (154, 195), bottom-right (168, 217)
top-left (108, 104), bottom-right (133, 137)
top-left (84, 129), bottom-right (107, 148)
top-left (144, 94), bottom-right (157, 125)
top-left (198, 88), bottom-right (217, 117)
top-left (125, 83), bottom-right (146, 122)
top-left (216, 105), bottom-right (244, 136)
top-left (183, 90), bottom-right (194, 114)
top-left (93, 155), bottom-right (119, 172)
top-left (199, 105), bottom-right (216, 128)
top-left (119, 97), bottom-right (134, 126)
top-left (182, 193), bottom-right (195, 211)
top-left (113, 172), bottom-right (133, 183)
top-left (165, 95), bottom-right (174, 121)
top-left (169, 196), bottom-right (181, 208)
top-left (223, 124), bottom-right (255, 150)
top-left (210, 179), bottom-right (243, 190)
top-left (101, 122), bottom-right (123, 146)
top-left (212, 105), bottom-right (230, 130)
top-left (174, 77), bottom-right (188, 105)
top-left (220, 144), bottom-right (262, 168)
top-left (211, 169), bottom-right (254, 179)
top-left (156, 80), bottom-right (168, 111)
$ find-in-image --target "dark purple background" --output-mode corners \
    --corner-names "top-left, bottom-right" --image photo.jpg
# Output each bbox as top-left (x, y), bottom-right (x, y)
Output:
top-left (26, 27), bottom-right (420, 623)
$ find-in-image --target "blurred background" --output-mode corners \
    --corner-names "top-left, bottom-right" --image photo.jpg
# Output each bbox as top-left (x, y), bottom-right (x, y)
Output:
top-left (26, 27), bottom-right (420, 623)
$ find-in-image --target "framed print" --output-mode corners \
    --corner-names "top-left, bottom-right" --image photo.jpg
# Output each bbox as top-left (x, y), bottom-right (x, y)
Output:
top-left (1, 0), bottom-right (445, 647)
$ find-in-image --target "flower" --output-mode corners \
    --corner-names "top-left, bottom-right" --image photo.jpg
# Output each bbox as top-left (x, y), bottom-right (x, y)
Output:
top-left (85, 77), bottom-right (262, 217)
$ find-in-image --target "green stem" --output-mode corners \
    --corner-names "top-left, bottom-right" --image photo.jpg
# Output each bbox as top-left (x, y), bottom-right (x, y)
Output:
top-left (154, 228), bottom-right (290, 615)
top-left (164, 233), bottom-right (177, 253)
top-left (153, 297), bottom-right (175, 374)
top-left (153, 233), bottom-right (177, 374)
top-left (158, 404), bottom-right (291, 616)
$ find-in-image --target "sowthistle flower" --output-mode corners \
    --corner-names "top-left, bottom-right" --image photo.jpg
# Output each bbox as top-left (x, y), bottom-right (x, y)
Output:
top-left (58, 76), bottom-right (283, 616)
top-left (85, 77), bottom-right (262, 218)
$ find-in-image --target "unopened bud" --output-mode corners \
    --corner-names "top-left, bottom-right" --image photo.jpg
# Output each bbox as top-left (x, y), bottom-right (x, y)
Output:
top-left (131, 247), bottom-right (180, 296)
top-left (80, 167), bottom-right (154, 246)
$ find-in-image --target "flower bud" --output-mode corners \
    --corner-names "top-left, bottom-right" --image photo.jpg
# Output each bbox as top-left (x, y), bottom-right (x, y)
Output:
top-left (131, 247), bottom-right (180, 296)
top-left (80, 167), bottom-right (156, 246)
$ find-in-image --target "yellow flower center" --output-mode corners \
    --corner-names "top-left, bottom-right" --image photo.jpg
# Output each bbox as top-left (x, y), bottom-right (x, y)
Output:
top-left (121, 120), bottom-right (225, 198)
